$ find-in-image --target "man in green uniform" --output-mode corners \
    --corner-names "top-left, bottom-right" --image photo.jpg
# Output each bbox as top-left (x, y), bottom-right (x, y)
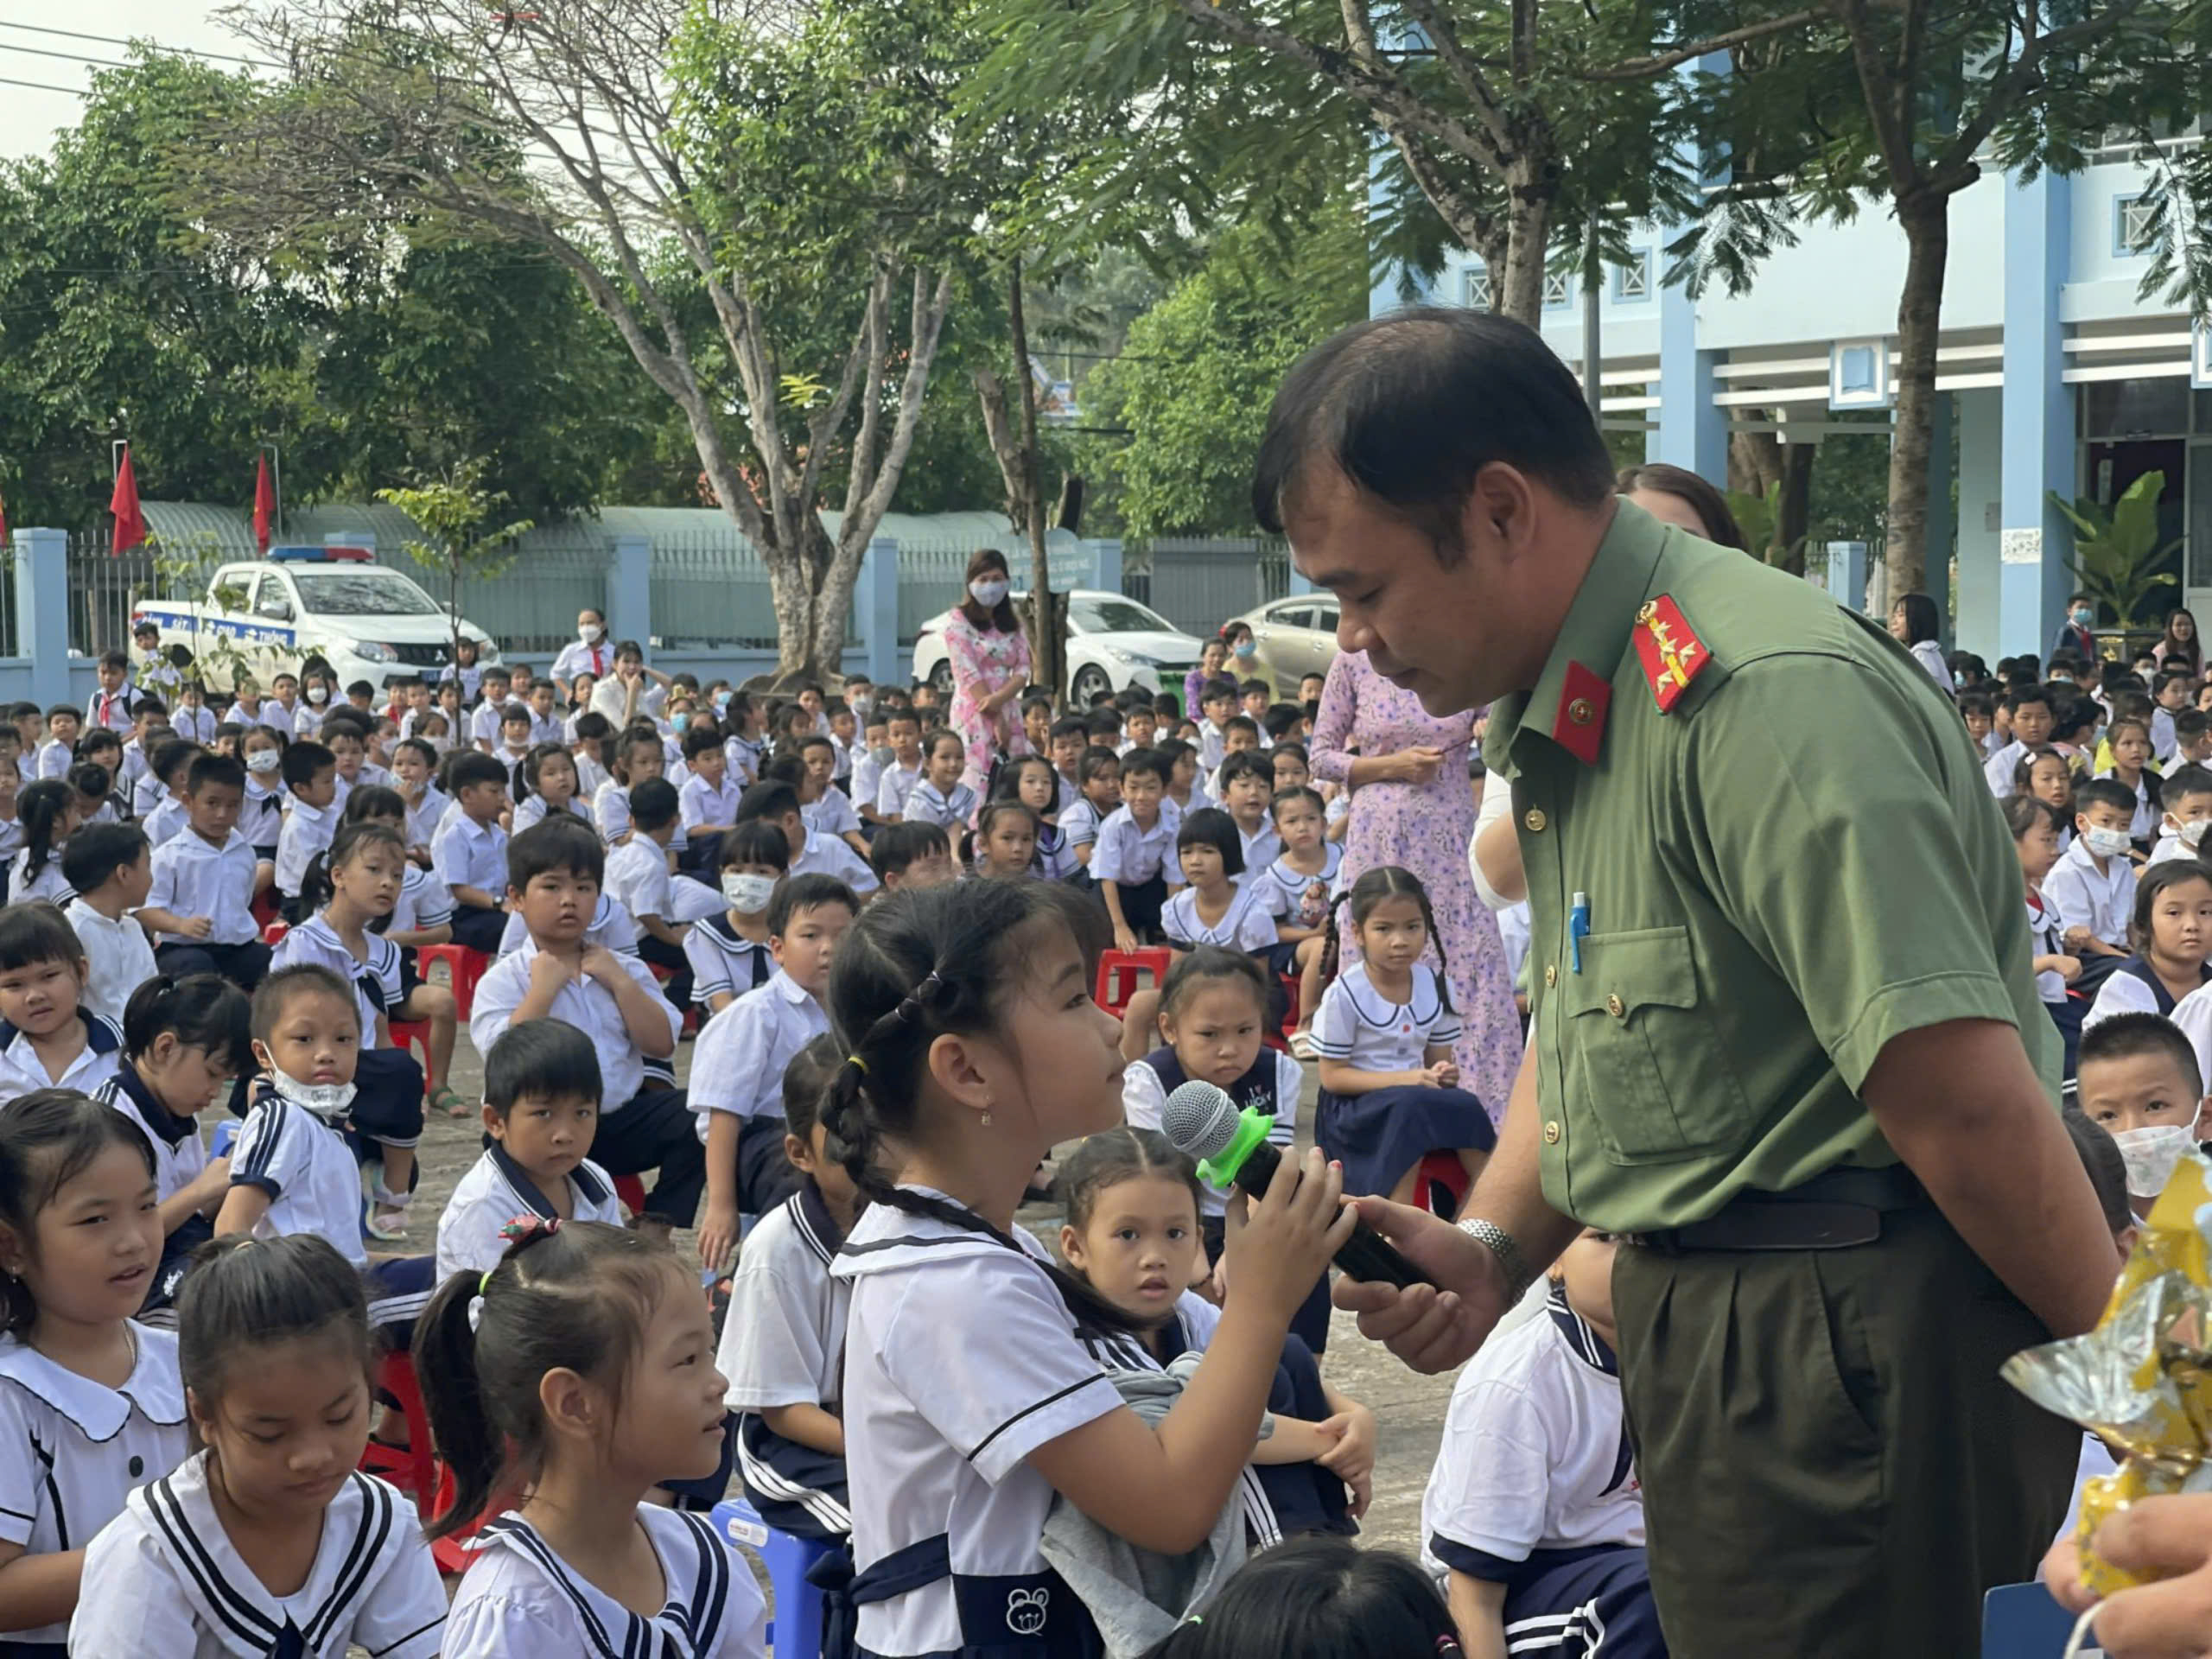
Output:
top-left (1258, 309), bottom-right (2117, 1656)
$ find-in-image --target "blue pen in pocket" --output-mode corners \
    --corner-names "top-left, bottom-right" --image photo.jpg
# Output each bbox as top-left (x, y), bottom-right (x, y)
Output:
top-left (1569, 892), bottom-right (1591, 974)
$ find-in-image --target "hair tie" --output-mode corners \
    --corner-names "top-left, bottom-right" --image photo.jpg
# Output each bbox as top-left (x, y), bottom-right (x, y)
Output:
top-left (498, 1214), bottom-right (559, 1244)
top-left (845, 1055), bottom-right (868, 1076)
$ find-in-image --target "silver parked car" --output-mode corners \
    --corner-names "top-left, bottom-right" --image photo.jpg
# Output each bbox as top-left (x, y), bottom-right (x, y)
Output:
top-left (1230, 594), bottom-right (1340, 696)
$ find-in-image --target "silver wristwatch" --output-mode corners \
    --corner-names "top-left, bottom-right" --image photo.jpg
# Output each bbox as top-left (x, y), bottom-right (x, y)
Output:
top-left (1458, 1217), bottom-right (1536, 1302)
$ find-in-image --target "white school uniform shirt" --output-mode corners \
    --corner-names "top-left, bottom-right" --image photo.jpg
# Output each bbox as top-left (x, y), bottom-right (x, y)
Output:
top-left (9, 846), bottom-right (73, 906)
top-left (131, 763), bottom-right (168, 819)
top-left (470, 699), bottom-right (512, 750)
top-left (442, 1502), bottom-right (765, 1659)
top-left (850, 747), bottom-right (888, 813)
top-left (274, 798), bottom-right (335, 899)
top-left (271, 914), bottom-right (403, 1041)
top-left (1234, 817), bottom-right (1282, 876)
top-left (399, 783), bottom-right (449, 850)
top-left (240, 775), bottom-right (284, 849)
top-left (1421, 1282), bottom-right (1643, 1592)
top-left (1983, 737), bottom-right (2030, 797)
top-left (172, 703), bottom-right (217, 744)
top-left (1058, 796), bottom-right (1105, 851)
top-left (143, 794), bottom-right (189, 852)
top-left (2095, 767), bottom-right (2162, 842)
top-left (683, 913), bottom-right (775, 1007)
top-left (573, 750), bottom-right (610, 798)
top-left (831, 1198), bottom-right (1124, 1658)
top-left (291, 700), bottom-right (327, 740)
top-left (0, 1324), bottom-right (187, 1647)
top-left (550, 636), bottom-right (613, 687)
top-left (2025, 887), bottom-right (2068, 1005)
top-left (119, 735), bottom-right (150, 795)
top-left (470, 937), bottom-right (680, 1109)
top-left (527, 709), bottom-right (565, 747)
top-left (690, 969), bottom-right (827, 1137)
top-left (228, 1082), bottom-right (371, 1270)
top-left (1032, 820), bottom-right (1078, 880)
top-left (436, 1144), bottom-right (625, 1283)
top-left (73, 1453), bottom-right (446, 1659)
top-left (96, 1065), bottom-right (209, 1207)
top-left (2154, 705), bottom-right (2179, 764)
top-left (1091, 804), bottom-right (1175, 886)
top-left (86, 681), bottom-right (138, 734)
top-left (1160, 881), bottom-right (1279, 953)
top-left (66, 897), bottom-right (159, 1025)
top-left (509, 792), bottom-right (592, 836)
top-left (441, 662), bottom-right (486, 702)
top-left (433, 809), bottom-right (509, 899)
top-left (495, 892), bottom-right (640, 958)
top-left (2043, 834), bottom-right (2139, 950)
top-left (681, 771), bottom-right (746, 833)
top-left (902, 779), bottom-right (977, 829)
top-left (874, 760), bottom-right (924, 819)
top-left (725, 733), bottom-right (766, 789)
top-left (607, 834), bottom-right (677, 925)
top-left (391, 861), bottom-right (454, 937)
top-left (1123, 1048), bottom-right (1303, 1219)
top-left (791, 828), bottom-right (879, 893)
top-left (149, 828), bottom-right (263, 945)
top-left (496, 744), bottom-right (531, 789)
top-left (1195, 719), bottom-right (1227, 772)
top-left (803, 785), bottom-right (861, 841)
top-left (2147, 830), bottom-right (2202, 867)
top-left (1312, 960), bottom-right (1462, 1073)
top-left (1254, 844), bottom-right (1344, 925)
top-left (35, 736), bottom-right (73, 780)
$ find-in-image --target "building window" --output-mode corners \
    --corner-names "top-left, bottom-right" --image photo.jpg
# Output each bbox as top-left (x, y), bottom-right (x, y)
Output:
top-left (2116, 194), bottom-right (2163, 257)
top-left (1462, 265), bottom-right (1491, 311)
top-left (1542, 264), bottom-right (1573, 310)
top-left (1612, 251), bottom-right (1652, 303)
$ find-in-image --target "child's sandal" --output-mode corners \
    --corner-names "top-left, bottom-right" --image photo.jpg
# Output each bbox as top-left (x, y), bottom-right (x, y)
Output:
top-left (431, 1085), bottom-right (469, 1119)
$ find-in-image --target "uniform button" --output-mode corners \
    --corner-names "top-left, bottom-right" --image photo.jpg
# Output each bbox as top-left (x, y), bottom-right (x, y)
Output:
top-left (1567, 697), bottom-right (1595, 726)
top-left (1544, 963), bottom-right (1558, 988)
top-left (128, 1455), bottom-right (143, 1478)
top-left (1637, 601), bottom-right (1657, 625)
top-left (1542, 1121), bottom-right (1561, 1144)
top-left (1523, 809), bottom-right (1547, 833)
top-left (1606, 994), bottom-right (1625, 1018)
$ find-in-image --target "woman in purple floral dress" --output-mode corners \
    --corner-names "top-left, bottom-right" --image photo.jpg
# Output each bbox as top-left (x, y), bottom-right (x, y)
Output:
top-left (943, 549), bottom-right (1032, 798)
top-left (1309, 648), bottom-right (1520, 1124)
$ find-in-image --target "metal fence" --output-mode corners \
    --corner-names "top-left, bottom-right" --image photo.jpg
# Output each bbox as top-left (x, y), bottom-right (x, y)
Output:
top-left (459, 531), bottom-right (613, 657)
top-left (65, 531), bottom-right (217, 658)
top-left (1122, 537), bottom-right (1292, 637)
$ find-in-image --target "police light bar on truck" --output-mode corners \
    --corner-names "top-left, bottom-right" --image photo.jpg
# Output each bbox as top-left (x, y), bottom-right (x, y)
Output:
top-left (267, 545), bottom-right (374, 563)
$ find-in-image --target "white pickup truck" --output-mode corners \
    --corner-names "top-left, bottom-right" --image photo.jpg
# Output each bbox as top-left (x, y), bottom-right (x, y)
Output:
top-left (132, 547), bottom-right (501, 692)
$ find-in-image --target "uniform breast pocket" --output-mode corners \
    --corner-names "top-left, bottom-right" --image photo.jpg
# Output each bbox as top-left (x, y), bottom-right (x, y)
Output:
top-left (1564, 927), bottom-right (1750, 1163)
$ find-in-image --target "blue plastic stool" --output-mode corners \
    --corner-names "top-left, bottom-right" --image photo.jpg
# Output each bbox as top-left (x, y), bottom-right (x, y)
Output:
top-left (1983, 1581), bottom-right (2092, 1656)
top-left (714, 1497), bottom-right (831, 1657)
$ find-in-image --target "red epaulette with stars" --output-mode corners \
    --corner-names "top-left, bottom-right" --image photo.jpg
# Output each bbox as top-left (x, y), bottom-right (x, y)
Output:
top-left (1630, 595), bottom-right (1711, 714)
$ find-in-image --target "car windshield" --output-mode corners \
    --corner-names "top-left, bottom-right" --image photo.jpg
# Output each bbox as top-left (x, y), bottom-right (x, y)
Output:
top-left (1070, 595), bottom-right (1174, 635)
top-left (289, 569), bottom-right (442, 616)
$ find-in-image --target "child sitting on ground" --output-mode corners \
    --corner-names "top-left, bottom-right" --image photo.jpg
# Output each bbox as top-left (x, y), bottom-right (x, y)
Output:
top-left (62, 821), bottom-right (157, 1027)
top-left (274, 739), bottom-right (338, 922)
top-left (868, 820), bottom-right (956, 891)
top-left (435, 1020), bottom-right (625, 1281)
top-left (736, 779), bottom-right (877, 893)
top-left (2047, 778), bottom-right (2144, 967)
top-left (686, 821), bottom-right (786, 1015)
top-left (139, 753), bottom-right (273, 990)
top-left (607, 776), bottom-right (692, 1007)
top-left (434, 750), bottom-right (512, 954)
top-left (2076, 1010), bottom-right (2212, 1218)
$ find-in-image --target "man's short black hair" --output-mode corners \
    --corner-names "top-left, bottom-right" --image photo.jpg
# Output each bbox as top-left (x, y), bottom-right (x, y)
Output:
top-left (448, 751), bottom-right (509, 793)
top-left (767, 873), bottom-right (858, 938)
top-left (1252, 307), bottom-right (1617, 550)
top-left (1120, 746), bottom-right (1166, 786)
top-left (2162, 764), bottom-right (2212, 808)
top-left (2078, 1010), bottom-right (2203, 1099)
top-left (1222, 715), bottom-right (1259, 740)
top-left (629, 776), bottom-right (680, 833)
top-left (345, 680), bottom-right (374, 699)
top-left (133, 696), bottom-right (168, 720)
top-left (736, 780), bottom-right (801, 824)
top-left (149, 738), bottom-right (200, 787)
top-left (507, 817), bottom-right (605, 891)
top-left (869, 820), bottom-right (950, 882)
top-left (1048, 715), bottom-right (1090, 746)
top-left (483, 1020), bottom-right (604, 1116)
top-left (60, 821), bottom-right (149, 895)
top-left (98, 650), bottom-right (128, 672)
top-left (2003, 685), bottom-right (2051, 715)
top-left (2076, 778), bottom-right (2139, 820)
top-left (186, 753), bottom-right (245, 797)
top-left (282, 741), bottom-right (335, 790)
top-left (1217, 749), bottom-right (1274, 791)
top-left (1263, 702), bottom-right (1305, 741)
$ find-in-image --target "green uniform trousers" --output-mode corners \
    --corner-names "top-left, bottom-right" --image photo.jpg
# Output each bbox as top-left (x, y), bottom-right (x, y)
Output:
top-left (1611, 1204), bottom-right (2078, 1658)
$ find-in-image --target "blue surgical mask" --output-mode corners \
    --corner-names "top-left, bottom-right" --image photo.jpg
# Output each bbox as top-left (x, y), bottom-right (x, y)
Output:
top-left (673, 712), bottom-right (691, 733)
top-left (1233, 639), bottom-right (1255, 658)
top-left (2073, 607), bottom-right (2095, 627)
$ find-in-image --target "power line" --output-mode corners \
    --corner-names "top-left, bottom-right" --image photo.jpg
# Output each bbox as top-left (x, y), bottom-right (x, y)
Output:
top-left (0, 74), bottom-right (85, 98)
top-left (0, 41), bottom-right (133, 72)
top-left (0, 21), bottom-right (276, 70)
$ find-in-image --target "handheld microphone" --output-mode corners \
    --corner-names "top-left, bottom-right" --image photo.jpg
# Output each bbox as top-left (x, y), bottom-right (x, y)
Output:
top-left (1159, 1079), bottom-right (1433, 1290)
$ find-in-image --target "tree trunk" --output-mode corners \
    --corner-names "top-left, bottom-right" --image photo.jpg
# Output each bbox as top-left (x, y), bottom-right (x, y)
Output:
top-left (1493, 156), bottom-right (1554, 325)
top-left (1007, 262), bottom-right (1061, 698)
top-left (1885, 192), bottom-right (1948, 603)
top-left (766, 541), bottom-right (819, 683)
top-left (1776, 441), bottom-right (1814, 574)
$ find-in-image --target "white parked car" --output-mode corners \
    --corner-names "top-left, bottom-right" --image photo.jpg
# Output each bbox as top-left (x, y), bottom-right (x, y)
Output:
top-left (133, 547), bottom-right (500, 693)
top-left (912, 589), bottom-right (1207, 707)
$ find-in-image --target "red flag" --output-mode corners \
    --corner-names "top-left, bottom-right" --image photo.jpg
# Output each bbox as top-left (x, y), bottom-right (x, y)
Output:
top-left (0, 487), bottom-right (10, 553)
top-left (252, 453), bottom-right (275, 554)
top-left (109, 446), bottom-right (146, 556)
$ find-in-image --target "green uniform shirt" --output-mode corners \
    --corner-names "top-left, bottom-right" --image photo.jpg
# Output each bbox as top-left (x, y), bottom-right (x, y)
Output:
top-left (1484, 500), bottom-right (2059, 1234)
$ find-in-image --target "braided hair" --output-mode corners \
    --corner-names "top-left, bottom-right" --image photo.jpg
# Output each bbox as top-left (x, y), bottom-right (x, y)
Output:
top-left (820, 879), bottom-right (1142, 1336)
top-left (1318, 864), bottom-right (1453, 1002)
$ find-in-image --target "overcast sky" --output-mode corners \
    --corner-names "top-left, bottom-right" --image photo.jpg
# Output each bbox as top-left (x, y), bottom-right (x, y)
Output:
top-left (0, 2), bottom-right (248, 160)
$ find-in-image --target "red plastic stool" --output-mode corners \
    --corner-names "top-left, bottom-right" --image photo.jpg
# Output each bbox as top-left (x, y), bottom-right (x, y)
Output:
top-left (1413, 1152), bottom-right (1471, 1217)
top-left (388, 1019), bottom-right (435, 1097)
top-left (613, 1173), bottom-right (647, 1217)
top-left (361, 1351), bottom-right (446, 1512)
top-left (261, 920), bottom-right (288, 946)
top-left (415, 945), bottom-right (488, 1021)
top-left (251, 889), bottom-right (280, 930)
top-left (1094, 949), bottom-right (1172, 1020)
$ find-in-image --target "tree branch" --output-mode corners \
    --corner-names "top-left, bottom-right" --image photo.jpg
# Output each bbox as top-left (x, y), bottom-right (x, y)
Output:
top-left (1579, 9), bottom-right (1822, 80)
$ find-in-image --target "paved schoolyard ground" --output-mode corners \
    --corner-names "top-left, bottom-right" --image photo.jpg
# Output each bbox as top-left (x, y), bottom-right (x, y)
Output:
top-left (406, 1014), bottom-right (1456, 1634)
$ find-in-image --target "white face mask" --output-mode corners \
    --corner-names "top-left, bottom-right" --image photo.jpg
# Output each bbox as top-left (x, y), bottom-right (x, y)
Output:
top-left (2113, 1123), bottom-right (2197, 1199)
top-left (2083, 825), bottom-right (2133, 859)
top-left (2183, 818), bottom-right (2212, 849)
top-left (307, 685), bottom-right (329, 704)
top-left (580, 624), bottom-right (604, 645)
top-left (969, 577), bottom-right (1010, 608)
top-left (270, 1069), bottom-right (357, 1122)
top-left (722, 872), bottom-right (777, 912)
top-left (245, 750), bottom-right (280, 774)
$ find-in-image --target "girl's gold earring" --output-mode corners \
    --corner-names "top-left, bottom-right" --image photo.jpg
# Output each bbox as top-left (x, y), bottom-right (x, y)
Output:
top-left (980, 1110), bottom-right (993, 1128)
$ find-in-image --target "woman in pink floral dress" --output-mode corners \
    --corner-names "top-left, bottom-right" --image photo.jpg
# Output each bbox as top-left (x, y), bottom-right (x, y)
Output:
top-left (1309, 648), bottom-right (1520, 1124)
top-left (943, 548), bottom-right (1033, 798)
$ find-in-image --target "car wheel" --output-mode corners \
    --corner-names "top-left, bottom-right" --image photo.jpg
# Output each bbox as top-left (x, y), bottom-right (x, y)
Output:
top-left (1071, 664), bottom-right (1112, 705)
top-left (928, 659), bottom-right (954, 697)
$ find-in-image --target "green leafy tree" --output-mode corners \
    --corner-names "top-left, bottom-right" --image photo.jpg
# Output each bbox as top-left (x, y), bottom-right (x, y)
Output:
top-left (378, 461), bottom-right (532, 667)
top-left (2052, 471), bottom-right (2182, 630)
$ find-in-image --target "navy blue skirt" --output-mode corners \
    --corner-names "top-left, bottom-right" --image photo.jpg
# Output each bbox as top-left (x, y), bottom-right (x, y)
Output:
top-left (1315, 1084), bottom-right (1494, 1199)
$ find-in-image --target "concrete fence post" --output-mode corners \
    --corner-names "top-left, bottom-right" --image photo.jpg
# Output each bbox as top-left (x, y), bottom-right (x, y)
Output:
top-left (15, 529), bottom-right (70, 706)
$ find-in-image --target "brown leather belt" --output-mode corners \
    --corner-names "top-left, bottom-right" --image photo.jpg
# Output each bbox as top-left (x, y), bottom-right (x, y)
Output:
top-left (1629, 1165), bottom-right (1927, 1254)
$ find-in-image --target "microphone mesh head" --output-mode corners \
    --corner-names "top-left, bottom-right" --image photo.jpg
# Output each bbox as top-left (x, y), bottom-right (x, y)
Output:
top-left (1160, 1079), bottom-right (1240, 1161)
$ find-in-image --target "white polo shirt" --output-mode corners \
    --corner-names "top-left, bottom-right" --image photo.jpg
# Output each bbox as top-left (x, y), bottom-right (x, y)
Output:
top-left (95, 1065), bottom-right (209, 1207)
top-left (683, 914), bottom-right (774, 1007)
top-left (274, 797), bottom-right (335, 899)
top-left (400, 783), bottom-right (449, 851)
top-left (510, 793), bottom-right (593, 836)
top-left (791, 830), bottom-right (878, 893)
top-left (468, 938), bottom-right (680, 1109)
top-left (143, 796), bottom-right (188, 852)
top-left (495, 893), bottom-right (639, 958)
top-left (74, 1454), bottom-right (446, 1659)
top-left (689, 969), bottom-right (828, 1137)
top-left (391, 863), bottom-right (454, 937)
top-left (1421, 1283), bottom-right (1644, 1585)
top-left (680, 772), bottom-right (746, 834)
top-left (432, 810), bottom-right (509, 899)
top-left (803, 786), bottom-right (861, 840)
top-left (66, 898), bottom-right (158, 1026)
top-left (435, 1144), bottom-right (624, 1282)
top-left (850, 748), bottom-right (888, 814)
top-left (2043, 834), bottom-right (2138, 950)
top-left (590, 780), bottom-right (686, 853)
top-left (443, 1503), bottom-right (762, 1659)
top-left (171, 704), bottom-right (217, 744)
top-left (605, 836), bottom-right (676, 925)
top-left (0, 1325), bottom-right (188, 1648)
top-left (831, 1201), bottom-right (1122, 1658)
top-left (1090, 804), bottom-right (1174, 887)
top-left (1234, 818), bottom-right (1282, 876)
top-left (148, 829), bottom-right (263, 946)
top-left (874, 760), bottom-right (924, 820)
top-left (229, 1081), bottom-right (372, 1270)
top-left (34, 738), bottom-right (72, 781)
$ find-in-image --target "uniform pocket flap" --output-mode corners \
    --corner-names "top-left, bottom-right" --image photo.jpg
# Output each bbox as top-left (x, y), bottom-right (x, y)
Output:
top-left (1564, 927), bottom-right (1699, 1018)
